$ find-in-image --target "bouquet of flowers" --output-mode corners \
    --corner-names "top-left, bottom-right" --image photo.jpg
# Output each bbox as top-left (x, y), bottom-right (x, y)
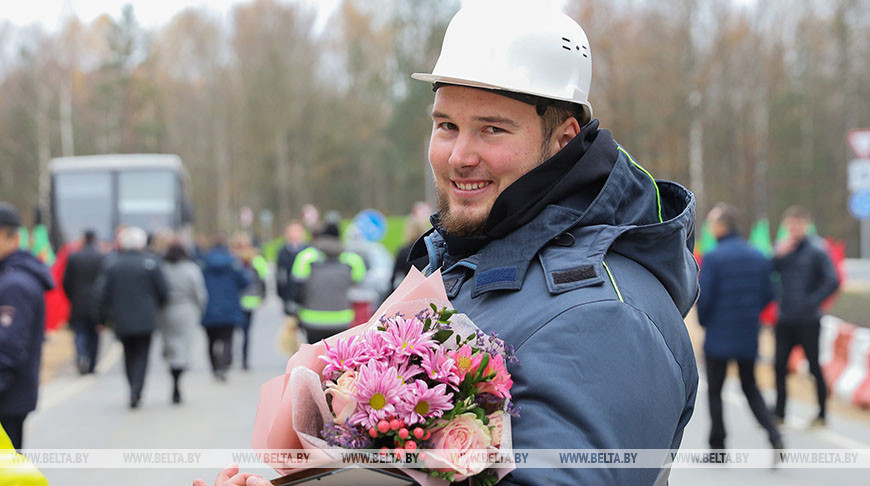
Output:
top-left (253, 269), bottom-right (517, 485)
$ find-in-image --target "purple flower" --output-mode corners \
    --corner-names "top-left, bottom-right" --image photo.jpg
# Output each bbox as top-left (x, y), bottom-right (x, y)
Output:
top-left (421, 347), bottom-right (460, 387)
top-left (398, 380), bottom-right (454, 425)
top-left (350, 360), bottom-right (405, 429)
top-left (319, 336), bottom-right (369, 379)
top-left (382, 315), bottom-right (436, 359)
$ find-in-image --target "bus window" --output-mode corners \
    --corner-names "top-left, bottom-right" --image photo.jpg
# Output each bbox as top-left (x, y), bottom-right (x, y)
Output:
top-left (54, 171), bottom-right (113, 242)
top-left (118, 171), bottom-right (177, 233)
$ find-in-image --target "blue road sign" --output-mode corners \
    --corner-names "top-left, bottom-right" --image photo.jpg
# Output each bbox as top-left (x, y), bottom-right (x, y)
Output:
top-left (354, 209), bottom-right (388, 242)
top-left (849, 189), bottom-right (870, 220)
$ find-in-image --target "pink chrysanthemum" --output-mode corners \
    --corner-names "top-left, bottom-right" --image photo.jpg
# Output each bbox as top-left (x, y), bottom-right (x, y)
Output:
top-left (398, 381), bottom-right (454, 425)
top-left (319, 336), bottom-right (369, 378)
top-left (394, 362), bottom-right (424, 384)
top-left (350, 360), bottom-right (405, 429)
top-left (361, 330), bottom-right (391, 364)
top-left (421, 347), bottom-right (460, 387)
top-left (382, 316), bottom-right (436, 359)
top-left (475, 354), bottom-right (514, 399)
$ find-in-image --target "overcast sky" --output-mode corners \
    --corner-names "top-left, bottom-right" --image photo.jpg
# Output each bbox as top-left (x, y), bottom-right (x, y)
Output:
top-left (2, 0), bottom-right (577, 32)
top-left (2, 0), bottom-right (342, 31)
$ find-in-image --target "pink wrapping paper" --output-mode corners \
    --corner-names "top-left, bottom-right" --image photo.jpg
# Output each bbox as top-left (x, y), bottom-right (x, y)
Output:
top-left (252, 268), bottom-right (515, 484)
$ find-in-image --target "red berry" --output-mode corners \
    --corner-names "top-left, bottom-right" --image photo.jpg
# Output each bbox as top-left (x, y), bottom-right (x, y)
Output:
top-left (389, 418), bottom-right (402, 431)
top-left (398, 428), bottom-right (409, 439)
top-left (413, 427), bottom-right (425, 439)
top-left (405, 440), bottom-right (417, 451)
top-left (424, 430), bottom-right (431, 440)
top-left (369, 427), bottom-right (378, 438)
top-left (377, 420), bottom-right (390, 434)
top-left (419, 452), bottom-right (427, 461)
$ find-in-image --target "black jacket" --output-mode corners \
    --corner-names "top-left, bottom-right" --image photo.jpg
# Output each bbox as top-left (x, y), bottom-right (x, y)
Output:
top-left (773, 236), bottom-right (839, 324)
top-left (276, 243), bottom-right (306, 304)
top-left (62, 243), bottom-right (105, 326)
top-left (95, 250), bottom-right (168, 336)
top-left (0, 250), bottom-right (54, 415)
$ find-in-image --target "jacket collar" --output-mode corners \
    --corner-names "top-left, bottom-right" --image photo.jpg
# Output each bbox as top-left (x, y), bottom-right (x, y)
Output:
top-left (412, 145), bottom-right (638, 298)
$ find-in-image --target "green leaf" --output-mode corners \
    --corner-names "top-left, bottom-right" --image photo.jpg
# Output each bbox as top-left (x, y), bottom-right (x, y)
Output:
top-left (473, 353), bottom-right (490, 382)
top-left (433, 329), bottom-right (453, 344)
top-left (472, 406), bottom-right (486, 421)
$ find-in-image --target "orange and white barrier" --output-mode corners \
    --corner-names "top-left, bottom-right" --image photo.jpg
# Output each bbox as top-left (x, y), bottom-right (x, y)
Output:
top-left (817, 316), bottom-right (870, 409)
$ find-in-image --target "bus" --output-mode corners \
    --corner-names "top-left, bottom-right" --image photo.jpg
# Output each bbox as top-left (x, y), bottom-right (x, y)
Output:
top-left (48, 154), bottom-right (193, 247)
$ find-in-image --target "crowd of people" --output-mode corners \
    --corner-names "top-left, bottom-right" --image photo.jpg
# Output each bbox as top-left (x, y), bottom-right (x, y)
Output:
top-left (0, 199), bottom-right (434, 450)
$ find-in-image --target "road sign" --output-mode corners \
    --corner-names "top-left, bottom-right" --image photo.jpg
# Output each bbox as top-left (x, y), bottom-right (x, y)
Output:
top-left (849, 189), bottom-right (870, 220)
top-left (848, 159), bottom-right (870, 191)
top-left (354, 209), bottom-right (388, 242)
top-left (847, 129), bottom-right (870, 159)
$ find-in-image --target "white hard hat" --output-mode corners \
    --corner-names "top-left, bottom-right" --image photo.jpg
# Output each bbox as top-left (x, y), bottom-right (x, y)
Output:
top-left (412, 0), bottom-right (593, 122)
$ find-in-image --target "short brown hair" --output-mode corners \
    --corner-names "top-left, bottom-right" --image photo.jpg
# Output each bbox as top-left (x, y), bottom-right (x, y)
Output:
top-left (540, 104), bottom-right (585, 148)
top-left (711, 203), bottom-right (740, 233)
top-left (783, 205), bottom-right (812, 221)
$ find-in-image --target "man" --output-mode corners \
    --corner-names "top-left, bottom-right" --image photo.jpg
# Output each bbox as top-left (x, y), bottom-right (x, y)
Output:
top-left (403, 5), bottom-right (698, 484)
top-left (772, 205), bottom-right (839, 426)
top-left (0, 202), bottom-right (54, 450)
top-left (201, 233), bottom-right (250, 381)
top-left (291, 223), bottom-right (365, 343)
top-left (95, 226), bottom-right (168, 408)
top-left (697, 204), bottom-right (782, 451)
top-left (276, 221), bottom-right (308, 315)
top-left (200, 3), bottom-right (698, 485)
top-left (63, 229), bottom-right (105, 374)
top-left (230, 232), bottom-right (269, 370)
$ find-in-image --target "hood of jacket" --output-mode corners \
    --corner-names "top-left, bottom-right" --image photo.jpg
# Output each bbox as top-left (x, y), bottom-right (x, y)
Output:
top-left (411, 119), bottom-right (699, 316)
top-left (204, 246), bottom-right (238, 272)
top-left (0, 250), bottom-right (55, 291)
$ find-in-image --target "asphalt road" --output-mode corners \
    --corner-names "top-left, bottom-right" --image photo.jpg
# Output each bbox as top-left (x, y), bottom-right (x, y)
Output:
top-left (23, 294), bottom-right (870, 485)
top-left (27, 294), bottom-right (290, 485)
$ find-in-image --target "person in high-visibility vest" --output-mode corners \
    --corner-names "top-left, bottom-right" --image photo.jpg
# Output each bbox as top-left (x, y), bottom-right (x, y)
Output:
top-left (0, 422), bottom-right (47, 486)
top-left (291, 222), bottom-right (365, 343)
top-left (230, 232), bottom-right (270, 371)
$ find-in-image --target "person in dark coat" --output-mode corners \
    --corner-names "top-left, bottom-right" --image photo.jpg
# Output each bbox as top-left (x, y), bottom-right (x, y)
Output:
top-left (697, 203), bottom-right (782, 451)
top-left (0, 202), bottom-right (54, 450)
top-left (95, 226), bottom-right (168, 408)
top-left (200, 234), bottom-right (249, 381)
top-left (772, 205), bottom-right (840, 426)
top-left (390, 214), bottom-right (430, 290)
top-left (275, 221), bottom-right (307, 315)
top-left (62, 229), bottom-right (105, 374)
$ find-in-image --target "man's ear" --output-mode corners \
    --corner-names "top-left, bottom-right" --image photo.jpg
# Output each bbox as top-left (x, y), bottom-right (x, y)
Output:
top-left (556, 117), bottom-right (581, 151)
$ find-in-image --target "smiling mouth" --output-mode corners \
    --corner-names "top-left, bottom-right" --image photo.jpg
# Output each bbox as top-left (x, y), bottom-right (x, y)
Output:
top-left (453, 181), bottom-right (492, 191)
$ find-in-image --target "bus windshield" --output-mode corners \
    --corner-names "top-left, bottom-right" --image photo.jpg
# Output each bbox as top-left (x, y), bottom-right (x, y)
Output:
top-left (54, 171), bottom-right (113, 242)
top-left (118, 170), bottom-right (177, 231)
